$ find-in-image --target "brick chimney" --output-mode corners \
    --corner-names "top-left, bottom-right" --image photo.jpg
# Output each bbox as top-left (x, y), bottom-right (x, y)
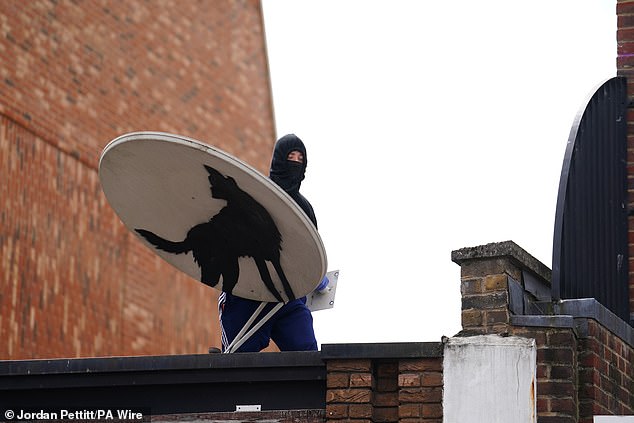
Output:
top-left (617, 0), bottom-right (634, 325)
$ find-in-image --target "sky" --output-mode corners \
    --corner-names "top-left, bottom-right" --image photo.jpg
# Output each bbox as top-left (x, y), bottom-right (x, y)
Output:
top-left (261, 0), bottom-right (617, 345)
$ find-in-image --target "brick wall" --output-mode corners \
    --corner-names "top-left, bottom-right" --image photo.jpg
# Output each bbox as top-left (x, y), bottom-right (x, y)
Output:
top-left (0, 0), bottom-right (276, 359)
top-left (617, 0), bottom-right (634, 323)
top-left (153, 410), bottom-right (326, 422)
top-left (397, 359), bottom-right (443, 422)
top-left (375, 361), bottom-right (399, 422)
top-left (514, 327), bottom-right (579, 422)
top-left (452, 241), bottom-right (633, 423)
top-left (322, 344), bottom-right (443, 423)
top-left (577, 320), bottom-right (632, 418)
top-left (326, 359), bottom-right (374, 421)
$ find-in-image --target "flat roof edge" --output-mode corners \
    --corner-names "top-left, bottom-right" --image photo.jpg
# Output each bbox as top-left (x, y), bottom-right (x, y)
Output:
top-left (321, 342), bottom-right (444, 360)
top-left (0, 351), bottom-right (324, 376)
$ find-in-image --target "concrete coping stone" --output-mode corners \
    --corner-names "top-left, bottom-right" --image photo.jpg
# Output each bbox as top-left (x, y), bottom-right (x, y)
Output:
top-left (451, 240), bottom-right (552, 284)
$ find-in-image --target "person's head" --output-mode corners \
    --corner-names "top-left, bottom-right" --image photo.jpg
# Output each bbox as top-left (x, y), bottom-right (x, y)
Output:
top-left (269, 134), bottom-right (308, 194)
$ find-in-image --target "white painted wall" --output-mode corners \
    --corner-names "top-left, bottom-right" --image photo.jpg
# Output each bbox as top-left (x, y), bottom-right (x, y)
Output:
top-left (443, 335), bottom-right (537, 423)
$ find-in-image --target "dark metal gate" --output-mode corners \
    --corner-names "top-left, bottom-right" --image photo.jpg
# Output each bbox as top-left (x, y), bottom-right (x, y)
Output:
top-left (552, 76), bottom-right (630, 323)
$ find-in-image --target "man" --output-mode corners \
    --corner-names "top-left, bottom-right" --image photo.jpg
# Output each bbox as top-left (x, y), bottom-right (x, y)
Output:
top-left (218, 134), bottom-right (318, 352)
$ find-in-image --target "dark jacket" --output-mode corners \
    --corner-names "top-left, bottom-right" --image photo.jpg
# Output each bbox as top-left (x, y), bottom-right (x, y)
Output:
top-left (269, 134), bottom-right (317, 229)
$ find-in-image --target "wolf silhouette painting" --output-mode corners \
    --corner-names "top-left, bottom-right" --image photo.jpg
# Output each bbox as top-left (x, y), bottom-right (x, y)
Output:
top-left (135, 165), bottom-right (295, 303)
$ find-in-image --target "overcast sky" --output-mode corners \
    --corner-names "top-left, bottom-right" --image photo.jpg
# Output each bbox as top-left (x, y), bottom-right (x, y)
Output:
top-left (261, 0), bottom-right (616, 344)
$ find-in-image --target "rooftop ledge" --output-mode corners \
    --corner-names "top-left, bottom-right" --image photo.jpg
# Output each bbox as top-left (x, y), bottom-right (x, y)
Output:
top-left (0, 343), bottom-right (444, 414)
top-left (451, 240), bottom-right (552, 283)
top-left (0, 342), bottom-right (444, 378)
top-left (0, 351), bottom-right (326, 414)
top-left (321, 342), bottom-right (443, 359)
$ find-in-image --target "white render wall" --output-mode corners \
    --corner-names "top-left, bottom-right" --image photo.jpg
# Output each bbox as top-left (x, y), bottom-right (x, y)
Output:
top-left (443, 335), bottom-right (537, 423)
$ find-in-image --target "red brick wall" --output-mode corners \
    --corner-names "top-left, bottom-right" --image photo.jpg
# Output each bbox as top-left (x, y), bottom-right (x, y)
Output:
top-left (153, 410), bottom-right (326, 422)
top-left (397, 359), bottom-right (443, 422)
top-left (452, 242), bottom-right (633, 422)
top-left (617, 0), bottom-right (634, 322)
top-left (513, 326), bottom-right (579, 423)
top-left (456, 254), bottom-right (579, 422)
top-left (325, 358), bottom-right (443, 423)
top-left (577, 320), bottom-right (632, 419)
top-left (326, 359), bottom-right (374, 421)
top-left (0, 0), bottom-right (276, 359)
top-left (374, 361), bottom-right (398, 422)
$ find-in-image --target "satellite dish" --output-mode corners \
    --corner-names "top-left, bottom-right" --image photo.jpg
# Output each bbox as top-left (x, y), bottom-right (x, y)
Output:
top-left (99, 132), bottom-right (327, 303)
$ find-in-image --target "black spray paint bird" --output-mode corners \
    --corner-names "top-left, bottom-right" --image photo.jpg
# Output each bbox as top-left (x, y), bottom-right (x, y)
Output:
top-left (135, 165), bottom-right (295, 303)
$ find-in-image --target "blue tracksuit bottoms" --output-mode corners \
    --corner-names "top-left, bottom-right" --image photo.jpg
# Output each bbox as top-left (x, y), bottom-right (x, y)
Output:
top-left (219, 292), bottom-right (318, 352)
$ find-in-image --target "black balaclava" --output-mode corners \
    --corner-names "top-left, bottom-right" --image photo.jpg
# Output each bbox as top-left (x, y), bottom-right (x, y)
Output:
top-left (269, 134), bottom-right (317, 228)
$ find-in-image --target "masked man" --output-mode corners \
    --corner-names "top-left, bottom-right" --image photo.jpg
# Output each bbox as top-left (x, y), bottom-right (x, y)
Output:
top-left (218, 134), bottom-right (319, 352)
